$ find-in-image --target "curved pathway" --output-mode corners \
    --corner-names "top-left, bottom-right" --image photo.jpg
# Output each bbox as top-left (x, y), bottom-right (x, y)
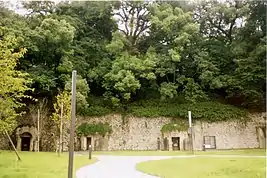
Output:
top-left (76, 155), bottom-right (265, 178)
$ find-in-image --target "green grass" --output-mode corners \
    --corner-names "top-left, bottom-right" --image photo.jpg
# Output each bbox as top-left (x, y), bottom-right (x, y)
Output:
top-left (89, 149), bottom-right (266, 156)
top-left (136, 157), bottom-right (266, 178)
top-left (0, 151), bottom-right (97, 178)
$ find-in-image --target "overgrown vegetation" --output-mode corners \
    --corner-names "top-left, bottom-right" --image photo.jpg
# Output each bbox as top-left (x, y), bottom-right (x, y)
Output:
top-left (80, 98), bottom-right (249, 123)
top-left (161, 121), bottom-right (189, 133)
top-left (76, 122), bottom-right (112, 136)
top-left (0, 1), bottom-right (265, 129)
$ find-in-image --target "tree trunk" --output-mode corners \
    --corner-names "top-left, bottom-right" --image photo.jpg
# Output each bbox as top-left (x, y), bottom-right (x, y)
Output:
top-left (5, 130), bottom-right (21, 161)
top-left (58, 102), bottom-right (63, 157)
top-left (37, 109), bottom-right (40, 152)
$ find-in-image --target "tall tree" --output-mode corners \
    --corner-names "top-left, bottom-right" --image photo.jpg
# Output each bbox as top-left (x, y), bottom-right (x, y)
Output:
top-left (51, 90), bottom-right (71, 156)
top-left (0, 36), bottom-right (32, 132)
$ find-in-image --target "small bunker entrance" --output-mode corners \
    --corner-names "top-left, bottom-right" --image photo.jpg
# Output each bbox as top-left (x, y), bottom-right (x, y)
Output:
top-left (16, 126), bottom-right (38, 151)
top-left (21, 132), bottom-right (32, 151)
top-left (171, 137), bottom-right (180, 151)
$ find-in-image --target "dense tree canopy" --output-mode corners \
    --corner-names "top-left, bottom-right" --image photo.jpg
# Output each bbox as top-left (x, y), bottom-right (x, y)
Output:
top-left (0, 35), bottom-right (32, 132)
top-left (0, 0), bottom-right (266, 125)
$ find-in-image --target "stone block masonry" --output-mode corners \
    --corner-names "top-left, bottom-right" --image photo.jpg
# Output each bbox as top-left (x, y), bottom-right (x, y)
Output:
top-left (0, 113), bottom-right (265, 151)
top-left (77, 113), bottom-right (266, 151)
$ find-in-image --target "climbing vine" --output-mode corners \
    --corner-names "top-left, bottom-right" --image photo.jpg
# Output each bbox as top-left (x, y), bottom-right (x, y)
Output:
top-left (76, 122), bottom-right (112, 136)
top-left (161, 120), bottom-right (189, 133)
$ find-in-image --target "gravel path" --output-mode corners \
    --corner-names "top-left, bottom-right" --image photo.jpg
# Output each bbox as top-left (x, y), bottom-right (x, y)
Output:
top-left (76, 155), bottom-right (265, 178)
top-left (76, 155), bottom-right (195, 178)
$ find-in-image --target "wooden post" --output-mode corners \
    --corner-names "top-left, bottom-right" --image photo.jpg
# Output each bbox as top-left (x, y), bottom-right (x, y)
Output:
top-left (68, 70), bottom-right (76, 178)
top-left (37, 109), bottom-right (40, 152)
top-left (5, 130), bottom-right (21, 161)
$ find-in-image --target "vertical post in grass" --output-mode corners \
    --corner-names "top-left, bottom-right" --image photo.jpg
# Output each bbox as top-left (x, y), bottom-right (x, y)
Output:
top-left (37, 109), bottom-right (40, 152)
top-left (88, 145), bottom-right (92, 159)
top-left (68, 70), bottom-right (76, 178)
top-left (188, 111), bottom-right (194, 154)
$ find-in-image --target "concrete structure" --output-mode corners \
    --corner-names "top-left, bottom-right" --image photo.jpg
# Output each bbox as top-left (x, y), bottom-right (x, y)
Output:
top-left (16, 126), bottom-right (38, 151)
top-left (80, 135), bottom-right (109, 151)
top-left (0, 113), bottom-right (265, 152)
top-left (76, 113), bottom-right (266, 151)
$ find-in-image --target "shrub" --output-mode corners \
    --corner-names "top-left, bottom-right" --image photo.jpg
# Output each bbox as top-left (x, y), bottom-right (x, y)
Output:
top-left (76, 122), bottom-right (112, 136)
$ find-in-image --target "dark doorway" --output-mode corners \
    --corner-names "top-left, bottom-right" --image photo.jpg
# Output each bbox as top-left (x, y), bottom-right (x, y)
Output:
top-left (86, 137), bottom-right (92, 150)
top-left (172, 137), bottom-right (180, 151)
top-left (21, 132), bottom-right (32, 151)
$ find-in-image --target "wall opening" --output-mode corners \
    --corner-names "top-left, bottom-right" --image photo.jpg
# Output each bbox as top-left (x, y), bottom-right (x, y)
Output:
top-left (256, 126), bottom-right (266, 148)
top-left (203, 136), bottom-right (216, 150)
top-left (21, 132), bottom-right (32, 151)
top-left (171, 137), bottom-right (180, 151)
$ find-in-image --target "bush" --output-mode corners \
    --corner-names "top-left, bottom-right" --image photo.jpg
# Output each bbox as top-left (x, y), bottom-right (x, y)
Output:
top-left (161, 120), bottom-right (189, 133)
top-left (82, 105), bottom-right (112, 116)
top-left (79, 97), bottom-right (249, 123)
top-left (76, 122), bottom-right (112, 136)
top-left (130, 101), bottom-right (248, 122)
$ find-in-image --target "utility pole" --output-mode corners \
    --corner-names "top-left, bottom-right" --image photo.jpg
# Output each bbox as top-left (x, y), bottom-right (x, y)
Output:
top-left (37, 109), bottom-right (40, 152)
top-left (68, 70), bottom-right (76, 178)
top-left (188, 111), bottom-right (194, 154)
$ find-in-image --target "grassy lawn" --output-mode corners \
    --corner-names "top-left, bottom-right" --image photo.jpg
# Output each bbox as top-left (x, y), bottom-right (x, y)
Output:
top-left (136, 157), bottom-right (266, 178)
top-left (0, 151), bottom-right (97, 178)
top-left (90, 149), bottom-right (266, 156)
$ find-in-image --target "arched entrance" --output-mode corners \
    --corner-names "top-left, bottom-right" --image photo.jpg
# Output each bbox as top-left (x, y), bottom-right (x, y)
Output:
top-left (21, 132), bottom-right (32, 151)
top-left (16, 126), bottom-right (38, 151)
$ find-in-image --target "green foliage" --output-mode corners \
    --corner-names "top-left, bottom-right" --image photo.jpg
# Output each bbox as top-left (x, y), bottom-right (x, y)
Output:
top-left (0, 36), bottom-right (32, 132)
top-left (161, 121), bottom-right (188, 133)
top-left (159, 82), bottom-right (178, 100)
top-left (65, 75), bottom-right (90, 115)
top-left (76, 96), bottom-right (248, 123)
top-left (130, 100), bottom-right (248, 122)
top-left (76, 122), bottom-right (112, 136)
top-left (81, 105), bottom-right (112, 117)
top-left (51, 90), bottom-right (71, 123)
top-left (0, 0), bottom-right (265, 126)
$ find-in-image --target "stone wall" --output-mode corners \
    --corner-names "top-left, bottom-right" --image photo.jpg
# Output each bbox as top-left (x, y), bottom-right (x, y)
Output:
top-left (77, 114), bottom-right (170, 150)
top-left (166, 113), bottom-right (266, 150)
top-left (193, 113), bottom-right (266, 150)
top-left (1, 113), bottom-right (265, 151)
top-left (77, 113), bottom-right (266, 151)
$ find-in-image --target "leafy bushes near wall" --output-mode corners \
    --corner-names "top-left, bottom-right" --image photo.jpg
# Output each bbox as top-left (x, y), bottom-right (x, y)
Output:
top-left (76, 122), bottom-right (112, 136)
top-left (130, 101), bottom-right (249, 122)
top-left (161, 120), bottom-right (189, 133)
top-left (81, 106), bottom-right (112, 116)
top-left (79, 97), bottom-right (249, 123)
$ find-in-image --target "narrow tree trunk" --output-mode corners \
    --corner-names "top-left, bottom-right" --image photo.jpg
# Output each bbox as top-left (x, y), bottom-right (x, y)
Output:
top-left (58, 102), bottom-right (63, 157)
top-left (5, 130), bottom-right (21, 161)
top-left (37, 109), bottom-right (40, 152)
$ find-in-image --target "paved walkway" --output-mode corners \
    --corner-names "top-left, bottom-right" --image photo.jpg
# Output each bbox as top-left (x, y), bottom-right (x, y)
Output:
top-left (76, 155), bottom-right (265, 178)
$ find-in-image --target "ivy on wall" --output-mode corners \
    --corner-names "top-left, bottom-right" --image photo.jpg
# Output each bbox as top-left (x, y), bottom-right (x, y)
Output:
top-left (76, 122), bottom-right (112, 136)
top-left (161, 120), bottom-right (189, 133)
top-left (79, 100), bottom-right (249, 124)
top-left (130, 101), bottom-right (249, 122)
